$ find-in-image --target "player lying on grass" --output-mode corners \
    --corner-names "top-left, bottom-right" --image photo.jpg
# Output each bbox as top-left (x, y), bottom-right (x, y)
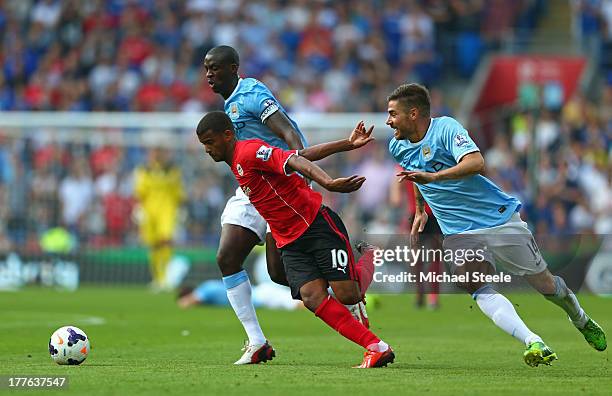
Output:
top-left (178, 253), bottom-right (303, 311)
top-left (196, 111), bottom-right (393, 368)
top-left (177, 280), bottom-right (303, 310)
top-left (385, 83), bottom-right (607, 367)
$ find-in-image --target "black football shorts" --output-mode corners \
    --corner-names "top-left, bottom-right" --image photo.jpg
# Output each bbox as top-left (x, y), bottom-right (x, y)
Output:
top-left (280, 206), bottom-right (356, 299)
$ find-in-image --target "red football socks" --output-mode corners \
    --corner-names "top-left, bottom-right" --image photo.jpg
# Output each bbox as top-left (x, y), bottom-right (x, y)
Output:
top-left (355, 250), bottom-right (375, 295)
top-left (315, 295), bottom-right (380, 349)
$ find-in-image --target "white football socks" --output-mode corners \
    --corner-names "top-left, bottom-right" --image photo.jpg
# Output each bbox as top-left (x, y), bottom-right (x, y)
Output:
top-left (367, 340), bottom-right (389, 352)
top-left (223, 270), bottom-right (267, 346)
top-left (544, 276), bottom-right (588, 329)
top-left (473, 285), bottom-right (542, 346)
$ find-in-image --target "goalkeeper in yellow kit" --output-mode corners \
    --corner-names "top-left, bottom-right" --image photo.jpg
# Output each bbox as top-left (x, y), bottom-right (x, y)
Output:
top-left (134, 147), bottom-right (185, 290)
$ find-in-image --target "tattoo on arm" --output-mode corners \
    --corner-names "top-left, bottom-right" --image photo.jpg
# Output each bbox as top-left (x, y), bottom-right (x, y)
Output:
top-left (414, 184), bottom-right (425, 212)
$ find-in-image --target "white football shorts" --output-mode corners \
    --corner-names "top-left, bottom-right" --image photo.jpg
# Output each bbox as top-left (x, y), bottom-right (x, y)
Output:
top-left (443, 212), bottom-right (548, 276)
top-left (220, 187), bottom-right (268, 244)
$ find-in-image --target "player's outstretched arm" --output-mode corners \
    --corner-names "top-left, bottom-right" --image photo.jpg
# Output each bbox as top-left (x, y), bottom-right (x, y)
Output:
top-left (298, 121), bottom-right (374, 162)
top-left (397, 152), bottom-right (485, 184)
top-left (285, 155), bottom-right (365, 193)
top-left (436, 151), bottom-right (485, 180)
top-left (265, 111), bottom-right (305, 150)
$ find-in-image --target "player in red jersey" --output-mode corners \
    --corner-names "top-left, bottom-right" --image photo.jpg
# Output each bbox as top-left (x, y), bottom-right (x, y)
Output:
top-left (196, 111), bottom-right (394, 368)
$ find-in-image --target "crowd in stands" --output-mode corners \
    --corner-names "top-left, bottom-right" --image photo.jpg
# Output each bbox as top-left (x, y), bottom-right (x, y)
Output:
top-left (574, 0), bottom-right (612, 76)
top-left (485, 88), bottom-right (611, 236)
top-left (0, 83), bottom-right (609, 252)
top-left (0, 0), bottom-right (545, 113)
top-left (0, 0), bottom-right (609, 253)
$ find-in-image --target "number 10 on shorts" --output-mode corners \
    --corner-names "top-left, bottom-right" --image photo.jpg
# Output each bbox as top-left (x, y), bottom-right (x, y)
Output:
top-left (331, 249), bottom-right (348, 273)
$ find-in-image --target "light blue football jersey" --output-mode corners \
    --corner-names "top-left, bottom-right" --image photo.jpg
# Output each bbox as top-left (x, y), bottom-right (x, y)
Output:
top-left (224, 78), bottom-right (307, 149)
top-left (388, 116), bottom-right (521, 235)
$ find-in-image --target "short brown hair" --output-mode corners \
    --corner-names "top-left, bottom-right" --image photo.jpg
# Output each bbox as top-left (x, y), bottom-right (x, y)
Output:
top-left (387, 83), bottom-right (431, 118)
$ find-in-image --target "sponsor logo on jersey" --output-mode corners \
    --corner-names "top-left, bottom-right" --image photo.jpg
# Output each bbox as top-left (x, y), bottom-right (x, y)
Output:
top-left (256, 145), bottom-right (273, 161)
top-left (422, 145), bottom-right (432, 160)
top-left (236, 163), bottom-right (244, 176)
top-left (229, 102), bottom-right (239, 120)
top-left (260, 99), bottom-right (279, 122)
top-left (454, 134), bottom-right (469, 147)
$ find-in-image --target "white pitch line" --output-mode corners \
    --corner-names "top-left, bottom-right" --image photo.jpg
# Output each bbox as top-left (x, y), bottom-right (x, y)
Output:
top-left (0, 314), bottom-right (107, 328)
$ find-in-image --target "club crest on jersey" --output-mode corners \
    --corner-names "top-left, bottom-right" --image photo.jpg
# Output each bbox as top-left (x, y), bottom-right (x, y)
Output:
top-left (422, 145), bottom-right (432, 161)
top-left (229, 102), bottom-right (239, 120)
top-left (236, 163), bottom-right (244, 176)
top-left (256, 145), bottom-right (273, 161)
top-left (455, 134), bottom-right (469, 147)
top-left (241, 186), bottom-right (251, 197)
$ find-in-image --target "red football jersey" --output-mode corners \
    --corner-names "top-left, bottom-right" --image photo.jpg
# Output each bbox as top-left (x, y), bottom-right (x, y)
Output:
top-left (231, 139), bottom-right (323, 247)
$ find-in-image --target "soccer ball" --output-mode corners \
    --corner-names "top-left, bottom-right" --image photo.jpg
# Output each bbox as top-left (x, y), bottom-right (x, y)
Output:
top-left (48, 326), bottom-right (90, 365)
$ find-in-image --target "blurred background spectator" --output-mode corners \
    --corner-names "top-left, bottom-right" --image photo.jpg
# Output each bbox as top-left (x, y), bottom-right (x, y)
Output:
top-left (0, 0), bottom-right (552, 113)
top-left (0, 0), bottom-right (609, 252)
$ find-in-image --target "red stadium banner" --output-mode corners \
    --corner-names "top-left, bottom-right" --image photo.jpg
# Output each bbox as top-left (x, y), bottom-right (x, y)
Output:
top-left (474, 55), bottom-right (587, 113)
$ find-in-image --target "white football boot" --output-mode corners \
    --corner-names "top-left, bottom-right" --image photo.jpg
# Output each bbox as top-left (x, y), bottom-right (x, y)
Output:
top-left (234, 340), bottom-right (276, 365)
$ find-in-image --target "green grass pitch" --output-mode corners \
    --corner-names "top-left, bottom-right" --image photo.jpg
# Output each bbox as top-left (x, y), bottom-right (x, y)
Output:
top-left (1, 287), bottom-right (610, 395)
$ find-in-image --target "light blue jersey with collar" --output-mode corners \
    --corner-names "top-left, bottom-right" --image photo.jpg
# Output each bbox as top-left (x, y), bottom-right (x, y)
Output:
top-left (224, 78), bottom-right (307, 149)
top-left (388, 116), bottom-right (521, 235)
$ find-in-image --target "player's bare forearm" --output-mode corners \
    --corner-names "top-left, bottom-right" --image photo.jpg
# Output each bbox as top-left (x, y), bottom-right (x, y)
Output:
top-left (414, 184), bottom-right (426, 213)
top-left (299, 121), bottom-right (374, 161)
top-left (398, 152), bottom-right (484, 184)
top-left (435, 151), bottom-right (484, 181)
top-left (286, 155), bottom-right (334, 187)
top-left (265, 111), bottom-right (304, 150)
top-left (411, 184), bottom-right (429, 244)
top-left (298, 139), bottom-right (353, 161)
top-left (286, 155), bottom-right (365, 193)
